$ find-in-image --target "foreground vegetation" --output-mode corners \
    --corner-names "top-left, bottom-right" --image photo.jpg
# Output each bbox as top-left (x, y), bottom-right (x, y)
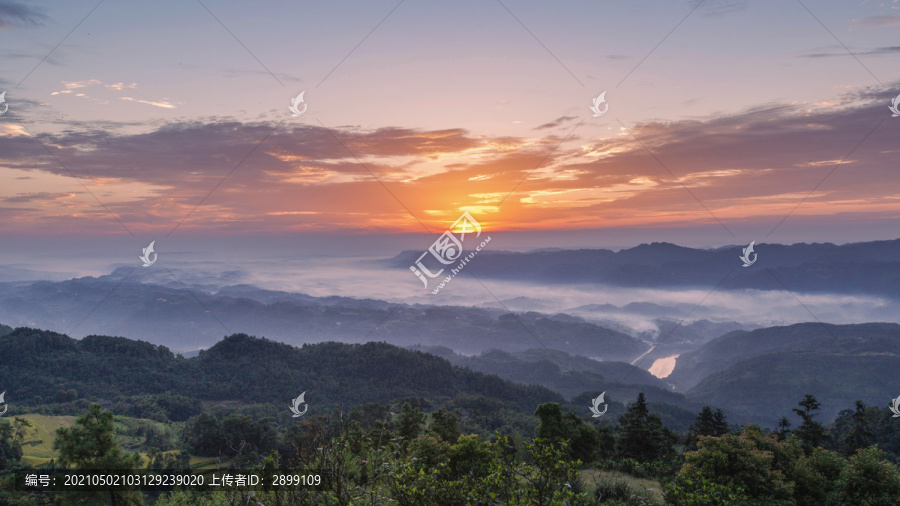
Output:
top-left (0, 390), bottom-right (897, 505)
top-left (1, 326), bottom-right (898, 503)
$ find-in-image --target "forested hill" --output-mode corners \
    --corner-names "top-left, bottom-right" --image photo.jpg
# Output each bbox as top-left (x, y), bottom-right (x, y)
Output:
top-left (0, 327), bottom-right (564, 413)
top-left (669, 322), bottom-right (900, 391)
top-left (669, 322), bottom-right (900, 426)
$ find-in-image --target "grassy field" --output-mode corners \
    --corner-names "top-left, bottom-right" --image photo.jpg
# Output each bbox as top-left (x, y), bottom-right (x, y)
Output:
top-left (579, 469), bottom-right (664, 503)
top-left (17, 413), bottom-right (75, 466)
top-left (14, 413), bottom-right (229, 470)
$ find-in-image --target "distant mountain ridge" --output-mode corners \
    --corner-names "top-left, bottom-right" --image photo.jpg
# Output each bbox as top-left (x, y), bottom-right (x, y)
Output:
top-left (389, 239), bottom-right (900, 298)
top-left (0, 275), bottom-right (648, 359)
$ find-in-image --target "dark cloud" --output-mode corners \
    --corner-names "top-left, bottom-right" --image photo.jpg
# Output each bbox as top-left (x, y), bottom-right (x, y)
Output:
top-left (0, 121), bottom-right (502, 231)
top-left (0, 1), bottom-right (46, 29)
top-left (801, 46), bottom-right (900, 58)
top-left (692, 0), bottom-right (747, 17)
top-left (0, 122), bottom-right (486, 185)
top-left (534, 116), bottom-right (578, 130)
top-left (3, 192), bottom-right (74, 204)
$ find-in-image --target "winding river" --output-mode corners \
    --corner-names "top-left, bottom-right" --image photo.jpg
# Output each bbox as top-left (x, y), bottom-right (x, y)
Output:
top-left (648, 354), bottom-right (680, 379)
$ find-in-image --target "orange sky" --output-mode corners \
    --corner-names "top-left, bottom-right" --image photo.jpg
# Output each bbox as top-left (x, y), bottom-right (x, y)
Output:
top-left (2, 1), bottom-right (900, 244)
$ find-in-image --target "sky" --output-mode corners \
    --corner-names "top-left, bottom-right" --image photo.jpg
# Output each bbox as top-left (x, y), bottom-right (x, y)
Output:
top-left (1, 0), bottom-right (900, 260)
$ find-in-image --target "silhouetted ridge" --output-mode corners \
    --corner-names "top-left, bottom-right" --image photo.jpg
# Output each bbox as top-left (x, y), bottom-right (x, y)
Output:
top-left (0, 327), bottom-right (562, 414)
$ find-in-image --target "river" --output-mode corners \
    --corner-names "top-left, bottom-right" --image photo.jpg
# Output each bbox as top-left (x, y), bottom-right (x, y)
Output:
top-left (648, 354), bottom-right (680, 379)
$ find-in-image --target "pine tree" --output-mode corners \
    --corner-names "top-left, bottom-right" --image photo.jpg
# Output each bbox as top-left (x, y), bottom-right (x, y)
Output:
top-left (776, 416), bottom-right (792, 441)
top-left (430, 409), bottom-right (460, 443)
top-left (686, 406), bottom-right (729, 450)
top-left (397, 402), bottom-right (425, 442)
top-left (843, 400), bottom-right (871, 454)
top-left (54, 404), bottom-right (143, 504)
top-left (535, 403), bottom-right (567, 441)
top-left (616, 392), bottom-right (675, 463)
top-left (792, 394), bottom-right (827, 452)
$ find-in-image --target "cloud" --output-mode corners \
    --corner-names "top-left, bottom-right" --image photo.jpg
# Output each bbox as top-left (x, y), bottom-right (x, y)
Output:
top-left (3, 192), bottom-right (76, 204)
top-left (0, 1), bottom-right (46, 29)
top-left (106, 82), bottom-right (137, 91)
top-left (2, 86), bottom-right (898, 235)
top-left (534, 116), bottom-right (578, 130)
top-left (0, 121), bottom-right (505, 232)
top-left (119, 96), bottom-right (177, 109)
top-left (856, 15), bottom-right (900, 28)
top-left (801, 46), bottom-right (900, 58)
top-left (50, 80), bottom-right (174, 108)
top-left (691, 0), bottom-right (747, 17)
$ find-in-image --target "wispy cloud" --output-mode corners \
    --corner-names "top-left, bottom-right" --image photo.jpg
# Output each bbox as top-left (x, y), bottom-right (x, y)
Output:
top-left (535, 116), bottom-right (578, 130)
top-left (0, 1), bottom-right (46, 29)
top-left (119, 96), bottom-right (177, 109)
top-left (801, 46), bottom-right (900, 58)
top-left (50, 80), bottom-right (173, 108)
top-left (855, 14), bottom-right (900, 28)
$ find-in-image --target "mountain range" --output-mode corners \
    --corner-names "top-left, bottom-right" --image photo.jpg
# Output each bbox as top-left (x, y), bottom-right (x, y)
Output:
top-left (0, 273), bottom-right (647, 359)
top-left (390, 239), bottom-right (900, 298)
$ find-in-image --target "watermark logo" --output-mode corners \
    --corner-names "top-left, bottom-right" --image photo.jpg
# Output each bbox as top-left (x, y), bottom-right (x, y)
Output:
top-left (890, 93), bottom-right (900, 118)
top-left (589, 392), bottom-right (607, 417)
top-left (289, 392), bottom-right (308, 418)
top-left (890, 395), bottom-right (900, 418)
top-left (0, 91), bottom-right (7, 116)
top-left (590, 91), bottom-right (608, 117)
top-left (139, 241), bottom-right (157, 267)
top-left (289, 91), bottom-right (307, 117)
top-left (0, 391), bottom-right (7, 417)
top-left (739, 241), bottom-right (757, 267)
top-left (410, 211), bottom-right (492, 294)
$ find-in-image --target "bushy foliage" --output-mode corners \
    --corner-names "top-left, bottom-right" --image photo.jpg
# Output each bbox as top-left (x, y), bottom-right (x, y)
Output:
top-left (665, 426), bottom-right (795, 505)
top-left (665, 422), bottom-right (900, 506)
top-left (592, 477), bottom-right (662, 506)
top-left (827, 446), bottom-right (900, 505)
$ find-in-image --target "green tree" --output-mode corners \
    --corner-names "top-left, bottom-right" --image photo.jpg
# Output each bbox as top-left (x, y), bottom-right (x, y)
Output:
top-left (182, 412), bottom-right (224, 456)
top-left (53, 404), bottom-right (143, 505)
top-left (54, 404), bottom-right (141, 470)
top-left (828, 446), bottom-right (900, 505)
top-left (520, 439), bottom-right (583, 506)
top-left (616, 392), bottom-right (675, 463)
top-left (0, 420), bottom-right (22, 471)
top-left (665, 426), bottom-right (795, 505)
top-left (535, 402), bottom-right (567, 441)
top-left (792, 394), bottom-right (827, 452)
top-left (534, 402), bottom-right (600, 463)
top-left (686, 406), bottom-right (729, 450)
top-left (776, 416), bottom-right (792, 441)
top-left (430, 409), bottom-right (460, 443)
top-left (397, 402), bottom-right (425, 442)
top-left (408, 433), bottom-right (451, 469)
top-left (447, 434), bottom-right (494, 480)
top-left (842, 400), bottom-right (872, 455)
top-left (793, 447), bottom-right (845, 506)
